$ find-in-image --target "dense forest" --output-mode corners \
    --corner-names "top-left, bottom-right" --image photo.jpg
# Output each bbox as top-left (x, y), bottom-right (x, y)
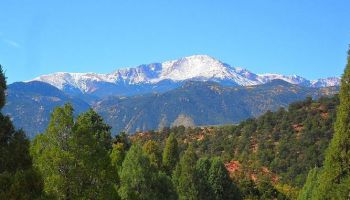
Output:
top-left (1, 50), bottom-right (350, 199)
top-left (130, 95), bottom-right (338, 199)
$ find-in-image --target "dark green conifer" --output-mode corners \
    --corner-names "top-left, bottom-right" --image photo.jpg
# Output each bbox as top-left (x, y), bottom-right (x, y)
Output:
top-left (315, 48), bottom-right (350, 199)
top-left (163, 133), bottom-right (179, 173)
top-left (298, 168), bottom-right (320, 200)
top-left (0, 65), bottom-right (43, 199)
top-left (31, 105), bottom-right (118, 199)
top-left (119, 143), bottom-right (175, 200)
top-left (208, 158), bottom-right (241, 200)
top-left (196, 157), bottom-right (213, 200)
top-left (0, 65), bottom-right (6, 109)
top-left (173, 145), bottom-right (199, 200)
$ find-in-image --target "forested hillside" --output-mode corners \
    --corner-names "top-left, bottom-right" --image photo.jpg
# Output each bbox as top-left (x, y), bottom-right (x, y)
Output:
top-left (131, 95), bottom-right (338, 199)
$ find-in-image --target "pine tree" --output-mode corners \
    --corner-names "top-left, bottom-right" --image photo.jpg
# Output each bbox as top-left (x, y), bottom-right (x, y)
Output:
top-left (0, 65), bottom-right (6, 109)
top-left (315, 49), bottom-right (350, 199)
top-left (196, 157), bottom-right (214, 200)
top-left (257, 180), bottom-right (285, 200)
top-left (143, 140), bottom-right (162, 169)
top-left (154, 171), bottom-right (178, 200)
top-left (31, 106), bottom-right (118, 199)
top-left (163, 133), bottom-right (179, 174)
top-left (0, 65), bottom-right (43, 199)
top-left (110, 132), bottom-right (130, 170)
top-left (173, 145), bottom-right (199, 200)
top-left (118, 143), bottom-right (161, 200)
top-left (71, 109), bottom-right (118, 199)
top-left (114, 132), bottom-right (131, 150)
top-left (110, 142), bottom-right (127, 169)
top-left (208, 158), bottom-right (241, 200)
top-left (31, 104), bottom-right (75, 199)
top-left (298, 168), bottom-right (320, 200)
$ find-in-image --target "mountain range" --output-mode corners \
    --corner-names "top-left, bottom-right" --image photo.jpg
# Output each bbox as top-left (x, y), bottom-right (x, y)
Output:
top-left (4, 81), bottom-right (338, 137)
top-left (4, 55), bottom-right (340, 137)
top-left (31, 55), bottom-right (340, 100)
top-left (93, 80), bottom-right (338, 134)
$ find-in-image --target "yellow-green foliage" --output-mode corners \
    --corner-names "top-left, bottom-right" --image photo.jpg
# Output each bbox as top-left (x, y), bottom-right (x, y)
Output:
top-left (313, 49), bottom-right (350, 199)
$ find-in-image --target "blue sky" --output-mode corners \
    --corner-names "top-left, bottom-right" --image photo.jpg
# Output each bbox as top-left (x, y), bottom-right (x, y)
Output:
top-left (0, 0), bottom-right (349, 83)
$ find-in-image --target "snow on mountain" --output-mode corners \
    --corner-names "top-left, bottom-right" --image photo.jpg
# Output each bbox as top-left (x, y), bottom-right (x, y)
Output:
top-left (311, 77), bottom-right (340, 87)
top-left (33, 72), bottom-right (117, 93)
top-left (257, 74), bottom-right (310, 86)
top-left (31, 55), bottom-right (340, 94)
top-left (232, 68), bottom-right (311, 86)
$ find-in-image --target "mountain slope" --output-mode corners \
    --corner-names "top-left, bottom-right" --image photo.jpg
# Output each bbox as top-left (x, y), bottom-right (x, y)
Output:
top-left (3, 81), bottom-right (90, 138)
top-left (131, 96), bottom-right (338, 195)
top-left (94, 80), bottom-right (338, 134)
top-left (4, 80), bottom-right (338, 137)
top-left (32, 55), bottom-right (340, 98)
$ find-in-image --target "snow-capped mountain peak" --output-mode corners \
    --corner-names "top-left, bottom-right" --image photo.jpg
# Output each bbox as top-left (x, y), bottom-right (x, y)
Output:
top-left (32, 72), bottom-right (117, 92)
top-left (158, 55), bottom-right (234, 82)
top-left (31, 55), bottom-right (340, 95)
top-left (311, 77), bottom-right (340, 87)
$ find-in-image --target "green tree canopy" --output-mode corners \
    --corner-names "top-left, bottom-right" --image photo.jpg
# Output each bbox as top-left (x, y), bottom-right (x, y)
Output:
top-left (143, 140), bottom-right (162, 169)
top-left (0, 65), bottom-right (43, 199)
top-left (31, 104), bottom-right (75, 199)
top-left (119, 143), bottom-right (171, 200)
top-left (110, 142), bottom-right (127, 170)
top-left (208, 158), bottom-right (241, 200)
top-left (173, 145), bottom-right (199, 200)
top-left (196, 157), bottom-right (214, 200)
top-left (71, 109), bottom-right (118, 199)
top-left (162, 133), bottom-right (179, 174)
top-left (111, 132), bottom-right (131, 170)
top-left (298, 168), bottom-right (320, 200)
top-left (315, 48), bottom-right (350, 199)
top-left (31, 105), bottom-right (118, 199)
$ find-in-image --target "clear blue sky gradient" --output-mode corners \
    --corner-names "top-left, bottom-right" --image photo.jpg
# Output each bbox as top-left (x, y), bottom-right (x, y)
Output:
top-left (1, 0), bottom-right (349, 83)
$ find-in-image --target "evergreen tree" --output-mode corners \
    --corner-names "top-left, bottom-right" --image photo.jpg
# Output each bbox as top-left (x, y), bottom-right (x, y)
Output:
top-left (173, 145), bottom-right (199, 200)
top-left (143, 140), bottom-right (162, 169)
top-left (31, 105), bottom-right (118, 199)
top-left (0, 65), bottom-right (43, 199)
top-left (31, 104), bottom-right (75, 199)
top-left (110, 132), bottom-right (130, 170)
top-left (118, 143), bottom-right (160, 200)
top-left (154, 171), bottom-right (178, 200)
top-left (114, 132), bottom-right (131, 150)
top-left (315, 49), bottom-right (350, 199)
top-left (237, 178), bottom-right (260, 200)
top-left (110, 142), bottom-right (127, 169)
top-left (196, 157), bottom-right (214, 200)
top-left (298, 168), bottom-right (320, 200)
top-left (71, 109), bottom-right (118, 199)
top-left (208, 158), bottom-right (241, 200)
top-left (0, 65), bottom-right (6, 109)
top-left (0, 120), bottom-right (44, 200)
top-left (257, 180), bottom-right (286, 200)
top-left (163, 133), bottom-right (179, 174)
